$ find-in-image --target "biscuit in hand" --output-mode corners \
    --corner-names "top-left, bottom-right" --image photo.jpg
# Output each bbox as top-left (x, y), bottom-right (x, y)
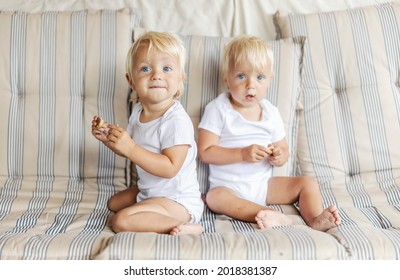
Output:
top-left (95, 117), bottom-right (106, 129)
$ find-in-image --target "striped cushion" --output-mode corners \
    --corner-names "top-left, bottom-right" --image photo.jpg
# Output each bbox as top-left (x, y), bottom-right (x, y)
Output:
top-left (133, 28), bottom-right (305, 193)
top-left (0, 9), bottom-right (137, 259)
top-left (95, 220), bottom-right (349, 260)
top-left (275, 2), bottom-right (400, 259)
top-left (0, 8), bottom-right (136, 179)
top-left (274, 2), bottom-right (400, 204)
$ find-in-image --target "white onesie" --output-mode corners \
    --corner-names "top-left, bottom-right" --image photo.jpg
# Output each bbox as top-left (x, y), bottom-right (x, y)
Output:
top-left (127, 100), bottom-right (204, 222)
top-left (198, 92), bottom-right (286, 206)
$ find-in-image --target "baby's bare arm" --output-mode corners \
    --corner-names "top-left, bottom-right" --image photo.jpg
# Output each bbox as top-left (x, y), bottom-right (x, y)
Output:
top-left (106, 125), bottom-right (189, 178)
top-left (198, 129), bottom-right (241, 165)
top-left (198, 129), bottom-right (271, 165)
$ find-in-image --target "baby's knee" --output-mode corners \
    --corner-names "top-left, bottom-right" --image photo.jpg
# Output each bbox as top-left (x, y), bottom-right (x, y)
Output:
top-left (206, 186), bottom-right (228, 199)
top-left (110, 212), bottom-right (128, 233)
top-left (294, 176), bottom-right (319, 192)
top-left (297, 176), bottom-right (317, 185)
top-left (205, 188), bottom-right (218, 204)
top-left (303, 177), bottom-right (320, 194)
top-left (107, 196), bottom-right (118, 212)
top-left (206, 187), bottom-right (229, 207)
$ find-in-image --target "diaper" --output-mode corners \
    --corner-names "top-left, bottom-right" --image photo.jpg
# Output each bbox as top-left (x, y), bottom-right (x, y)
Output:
top-left (175, 197), bottom-right (204, 223)
top-left (210, 179), bottom-right (268, 206)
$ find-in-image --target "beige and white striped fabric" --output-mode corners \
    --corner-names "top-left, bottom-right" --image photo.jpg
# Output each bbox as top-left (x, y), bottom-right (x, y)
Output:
top-left (275, 2), bottom-right (400, 259)
top-left (0, 9), bottom-right (136, 259)
top-left (5, 3), bottom-right (400, 260)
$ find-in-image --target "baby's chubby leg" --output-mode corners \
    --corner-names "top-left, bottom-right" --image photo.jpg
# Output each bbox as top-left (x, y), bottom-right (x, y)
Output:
top-left (267, 176), bottom-right (341, 232)
top-left (206, 186), bottom-right (292, 228)
top-left (111, 197), bottom-right (203, 235)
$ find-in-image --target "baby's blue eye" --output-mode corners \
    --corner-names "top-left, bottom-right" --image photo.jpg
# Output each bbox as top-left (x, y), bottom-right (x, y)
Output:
top-left (237, 73), bottom-right (246, 80)
top-left (163, 66), bottom-right (173, 72)
top-left (257, 75), bottom-right (266, 81)
top-left (141, 66), bottom-right (151, 72)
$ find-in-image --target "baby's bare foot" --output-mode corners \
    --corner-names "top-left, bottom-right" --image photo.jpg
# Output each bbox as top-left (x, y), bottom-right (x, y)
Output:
top-left (170, 223), bottom-right (204, 236)
top-left (255, 209), bottom-right (292, 229)
top-left (310, 205), bottom-right (341, 231)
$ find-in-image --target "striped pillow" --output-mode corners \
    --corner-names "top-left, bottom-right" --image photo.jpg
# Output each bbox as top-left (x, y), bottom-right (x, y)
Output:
top-left (0, 9), bottom-right (138, 180)
top-left (274, 3), bottom-right (400, 205)
top-left (133, 28), bottom-right (305, 193)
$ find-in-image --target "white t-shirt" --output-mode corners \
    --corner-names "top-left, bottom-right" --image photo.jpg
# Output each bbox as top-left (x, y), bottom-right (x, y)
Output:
top-left (127, 100), bottom-right (202, 203)
top-left (198, 92), bottom-right (286, 187)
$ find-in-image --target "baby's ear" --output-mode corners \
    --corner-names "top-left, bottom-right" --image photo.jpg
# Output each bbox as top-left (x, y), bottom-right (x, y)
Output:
top-left (125, 73), bottom-right (135, 90)
top-left (223, 76), bottom-right (230, 90)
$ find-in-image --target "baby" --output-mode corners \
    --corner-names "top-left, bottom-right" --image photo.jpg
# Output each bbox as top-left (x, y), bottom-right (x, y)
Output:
top-left (92, 31), bottom-right (204, 235)
top-left (198, 35), bottom-right (340, 231)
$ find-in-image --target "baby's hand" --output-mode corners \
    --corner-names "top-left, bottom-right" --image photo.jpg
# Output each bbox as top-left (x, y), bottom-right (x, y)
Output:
top-left (242, 144), bottom-right (270, 162)
top-left (267, 144), bottom-right (284, 165)
top-left (91, 116), bottom-right (110, 142)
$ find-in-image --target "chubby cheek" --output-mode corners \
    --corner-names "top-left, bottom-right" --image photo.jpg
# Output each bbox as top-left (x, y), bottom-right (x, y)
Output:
top-left (132, 76), bottom-right (148, 91)
top-left (228, 81), bottom-right (245, 93)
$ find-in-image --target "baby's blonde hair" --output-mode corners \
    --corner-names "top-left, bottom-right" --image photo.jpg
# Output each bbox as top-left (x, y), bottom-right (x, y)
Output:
top-left (125, 31), bottom-right (186, 99)
top-left (222, 35), bottom-right (274, 78)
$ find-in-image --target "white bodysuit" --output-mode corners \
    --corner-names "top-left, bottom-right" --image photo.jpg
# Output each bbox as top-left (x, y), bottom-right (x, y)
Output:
top-left (127, 100), bottom-right (204, 222)
top-left (198, 92), bottom-right (286, 206)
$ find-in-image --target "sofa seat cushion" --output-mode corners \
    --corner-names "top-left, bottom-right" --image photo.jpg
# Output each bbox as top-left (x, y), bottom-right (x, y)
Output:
top-left (95, 206), bottom-right (349, 260)
top-left (0, 177), bottom-right (118, 259)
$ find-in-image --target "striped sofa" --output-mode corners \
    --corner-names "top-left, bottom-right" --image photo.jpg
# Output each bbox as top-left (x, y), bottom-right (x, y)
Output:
top-left (1, 1), bottom-right (400, 260)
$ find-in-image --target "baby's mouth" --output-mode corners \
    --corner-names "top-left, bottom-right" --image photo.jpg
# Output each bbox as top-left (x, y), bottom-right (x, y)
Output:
top-left (245, 93), bottom-right (256, 99)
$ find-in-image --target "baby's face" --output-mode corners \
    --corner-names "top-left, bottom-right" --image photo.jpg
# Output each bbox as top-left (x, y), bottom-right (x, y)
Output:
top-left (225, 60), bottom-right (272, 109)
top-left (130, 43), bottom-right (184, 105)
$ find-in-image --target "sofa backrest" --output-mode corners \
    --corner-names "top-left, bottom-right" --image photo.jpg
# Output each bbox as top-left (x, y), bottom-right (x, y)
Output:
top-left (0, 9), bottom-right (134, 182)
top-left (275, 2), bottom-right (400, 207)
